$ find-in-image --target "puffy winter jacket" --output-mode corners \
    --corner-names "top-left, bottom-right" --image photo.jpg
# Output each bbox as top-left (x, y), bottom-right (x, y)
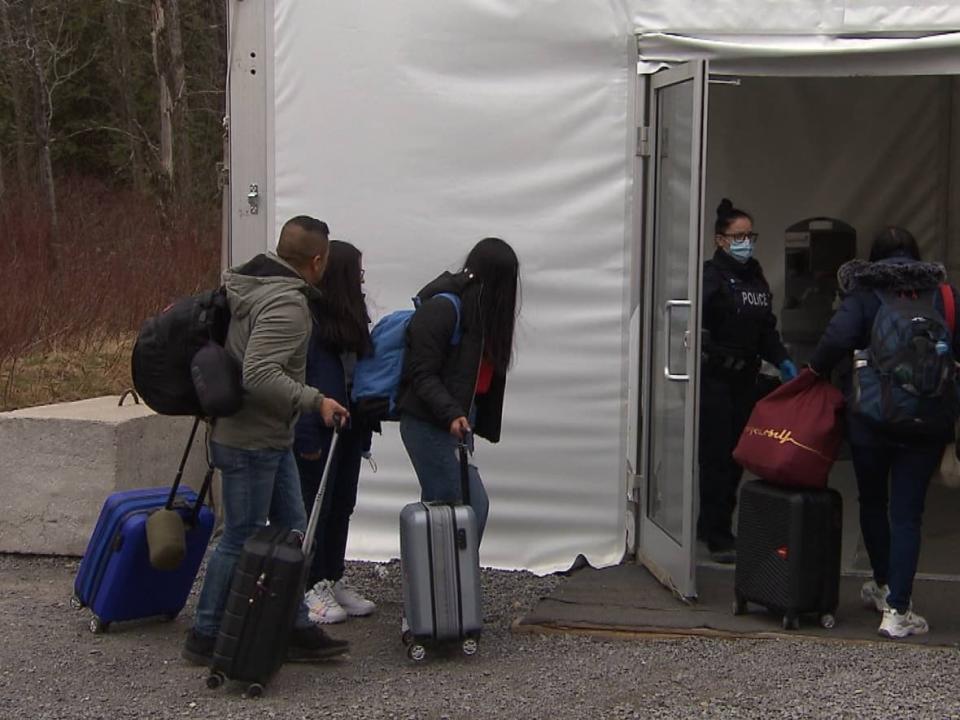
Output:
top-left (397, 271), bottom-right (506, 443)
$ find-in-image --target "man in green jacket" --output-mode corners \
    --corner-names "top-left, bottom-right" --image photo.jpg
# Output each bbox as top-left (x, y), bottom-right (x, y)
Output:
top-left (183, 215), bottom-right (351, 665)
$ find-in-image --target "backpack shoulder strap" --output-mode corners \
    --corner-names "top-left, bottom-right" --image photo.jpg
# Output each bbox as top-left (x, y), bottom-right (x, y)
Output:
top-left (413, 292), bottom-right (463, 345)
top-left (939, 283), bottom-right (956, 336)
top-left (435, 292), bottom-right (463, 344)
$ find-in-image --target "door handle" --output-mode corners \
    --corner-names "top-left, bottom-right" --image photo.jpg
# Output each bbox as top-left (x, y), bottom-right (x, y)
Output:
top-left (663, 299), bottom-right (691, 382)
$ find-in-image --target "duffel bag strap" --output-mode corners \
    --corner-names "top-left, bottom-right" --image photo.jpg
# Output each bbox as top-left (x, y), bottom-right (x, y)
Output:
top-left (940, 283), bottom-right (956, 336)
top-left (187, 419), bottom-right (217, 525)
top-left (166, 417), bottom-right (217, 523)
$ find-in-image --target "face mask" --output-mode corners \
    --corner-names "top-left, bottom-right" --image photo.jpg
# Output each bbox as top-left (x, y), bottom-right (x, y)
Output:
top-left (726, 239), bottom-right (754, 263)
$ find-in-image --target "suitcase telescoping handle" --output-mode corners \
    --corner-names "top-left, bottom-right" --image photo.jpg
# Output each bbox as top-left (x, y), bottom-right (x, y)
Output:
top-left (302, 416), bottom-right (343, 553)
top-left (458, 435), bottom-right (471, 506)
top-left (165, 416), bottom-right (215, 524)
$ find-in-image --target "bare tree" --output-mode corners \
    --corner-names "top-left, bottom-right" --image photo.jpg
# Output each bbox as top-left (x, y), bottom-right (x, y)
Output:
top-left (18, 1), bottom-right (97, 258)
top-left (0, 142), bottom-right (6, 200)
top-left (0, 0), bottom-right (33, 192)
top-left (151, 0), bottom-right (192, 203)
top-left (106, 0), bottom-right (148, 192)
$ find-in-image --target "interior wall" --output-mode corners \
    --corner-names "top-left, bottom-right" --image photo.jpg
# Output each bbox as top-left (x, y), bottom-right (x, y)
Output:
top-left (949, 78), bottom-right (960, 279)
top-left (705, 76), bottom-right (955, 310)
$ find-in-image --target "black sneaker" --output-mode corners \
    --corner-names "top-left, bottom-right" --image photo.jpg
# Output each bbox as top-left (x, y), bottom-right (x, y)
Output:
top-left (286, 624), bottom-right (350, 662)
top-left (182, 629), bottom-right (216, 666)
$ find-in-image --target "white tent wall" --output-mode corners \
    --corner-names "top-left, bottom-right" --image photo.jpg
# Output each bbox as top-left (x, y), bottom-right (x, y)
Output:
top-left (233, 1), bottom-right (960, 575)
top-left (271, 2), bottom-right (636, 573)
top-left (704, 75), bottom-right (958, 306)
top-left (631, 2), bottom-right (960, 35)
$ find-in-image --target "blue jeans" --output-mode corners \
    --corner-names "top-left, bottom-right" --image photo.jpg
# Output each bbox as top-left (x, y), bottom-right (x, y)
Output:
top-left (399, 414), bottom-right (489, 542)
top-left (850, 442), bottom-right (943, 613)
top-left (193, 442), bottom-right (311, 637)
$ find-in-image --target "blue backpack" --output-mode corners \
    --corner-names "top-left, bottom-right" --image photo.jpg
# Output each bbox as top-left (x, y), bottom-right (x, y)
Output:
top-left (851, 285), bottom-right (958, 436)
top-left (351, 292), bottom-right (462, 422)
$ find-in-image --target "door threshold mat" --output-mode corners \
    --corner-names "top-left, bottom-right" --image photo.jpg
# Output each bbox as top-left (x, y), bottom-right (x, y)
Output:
top-left (514, 564), bottom-right (960, 648)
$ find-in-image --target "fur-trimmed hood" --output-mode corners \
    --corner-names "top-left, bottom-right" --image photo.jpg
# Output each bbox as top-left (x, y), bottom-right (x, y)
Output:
top-left (837, 256), bottom-right (947, 295)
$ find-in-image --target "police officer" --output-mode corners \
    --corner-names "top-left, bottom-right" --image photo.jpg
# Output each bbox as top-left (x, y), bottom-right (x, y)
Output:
top-left (699, 198), bottom-right (797, 563)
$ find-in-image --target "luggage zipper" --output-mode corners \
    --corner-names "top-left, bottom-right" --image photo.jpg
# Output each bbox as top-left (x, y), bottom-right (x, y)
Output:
top-left (235, 527), bottom-right (288, 671)
top-left (86, 489), bottom-right (195, 603)
top-left (450, 507), bottom-right (465, 639)
top-left (423, 504), bottom-right (439, 640)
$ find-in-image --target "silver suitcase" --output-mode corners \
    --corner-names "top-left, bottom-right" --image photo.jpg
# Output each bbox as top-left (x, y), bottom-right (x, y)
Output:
top-left (399, 442), bottom-right (482, 661)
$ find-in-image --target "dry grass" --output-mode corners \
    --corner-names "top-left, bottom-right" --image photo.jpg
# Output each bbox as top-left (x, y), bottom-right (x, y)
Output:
top-left (0, 178), bottom-right (221, 412)
top-left (0, 337), bottom-right (135, 411)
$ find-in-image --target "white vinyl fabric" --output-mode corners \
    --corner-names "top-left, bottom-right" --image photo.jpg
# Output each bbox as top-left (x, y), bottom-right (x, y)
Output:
top-left (273, 2), bottom-right (633, 573)
top-left (261, 1), bottom-right (960, 574)
top-left (632, 1), bottom-right (960, 35)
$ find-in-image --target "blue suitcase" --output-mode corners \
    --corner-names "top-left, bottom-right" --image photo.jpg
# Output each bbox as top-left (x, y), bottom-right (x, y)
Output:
top-left (72, 418), bottom-right (215, 634)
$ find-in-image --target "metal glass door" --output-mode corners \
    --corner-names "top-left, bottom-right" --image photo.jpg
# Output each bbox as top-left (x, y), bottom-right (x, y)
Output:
top-left (637, 61), bottom-right (708, 599)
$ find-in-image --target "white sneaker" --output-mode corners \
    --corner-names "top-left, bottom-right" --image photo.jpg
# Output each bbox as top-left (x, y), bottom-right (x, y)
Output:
top-left (878, 607), bottom-right (929, 639)
top-left (304, 580), bottom-right (347, 624)
top-left (860, 580), bottom-right (890, 613)
top-left (333, 579), bottom-right (376, 617)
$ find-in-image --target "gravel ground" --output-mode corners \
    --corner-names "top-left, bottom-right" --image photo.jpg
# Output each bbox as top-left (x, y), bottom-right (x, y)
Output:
top-left (3, 554), bottom-right (960, 719)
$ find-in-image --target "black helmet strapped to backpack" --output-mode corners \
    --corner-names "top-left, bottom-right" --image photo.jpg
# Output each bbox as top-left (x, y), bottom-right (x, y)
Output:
top-left (131, 287), bottom-right (242, 418)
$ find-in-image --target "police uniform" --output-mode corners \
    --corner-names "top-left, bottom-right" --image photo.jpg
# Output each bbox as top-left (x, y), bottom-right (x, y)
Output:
top-left (698, 248), bottom-right (789, 551)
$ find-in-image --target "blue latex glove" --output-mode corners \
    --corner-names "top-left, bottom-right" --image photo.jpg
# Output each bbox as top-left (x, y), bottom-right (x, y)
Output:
top-left (779, 359), bottom-right (799, 382)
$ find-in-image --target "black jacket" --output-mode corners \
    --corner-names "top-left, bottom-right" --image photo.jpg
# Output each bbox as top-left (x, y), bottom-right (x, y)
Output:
top-left (293, 309), bottom-right (373, 458)
top-left (702, 249), bottom-right (788, 371)
top-left (810, 256), bottom-right (960, 446)
top-left (397, 271), bottom-right (506, 443)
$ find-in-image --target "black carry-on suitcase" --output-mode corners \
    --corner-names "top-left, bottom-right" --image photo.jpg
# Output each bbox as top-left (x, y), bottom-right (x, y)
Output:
top-left (206, 425), bottom-right (342, 696)
top-left (399, 439), bottom-right (483, 662)
top-left (733, 480), bottom-right (842, 630)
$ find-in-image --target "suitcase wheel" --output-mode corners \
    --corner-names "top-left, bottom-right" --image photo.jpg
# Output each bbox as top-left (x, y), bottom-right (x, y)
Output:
top-left (407, 643), bottom-right (427, 662)
top-left (461, 638), bottom-right (478, 657)
top-left (401, 629), bottom-right (414, 647)
top-left (69, 594), bottom-right (84, 610)
top-left (732, 596), bottom-right (747, 616)
top-left (244, 683), bottom-right (264, 699)
top-left (205, 672), bottom-right (225, 690)
top-left (781, 615), bottom-right (800, 631)
top-left (819, 613), bottom-right (836, 630)
top-left (89, 616), bottom-right (109, 634)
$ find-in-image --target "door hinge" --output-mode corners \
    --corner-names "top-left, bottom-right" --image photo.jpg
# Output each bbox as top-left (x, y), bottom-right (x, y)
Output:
top-left (636, 126), bottom-right (650, 158)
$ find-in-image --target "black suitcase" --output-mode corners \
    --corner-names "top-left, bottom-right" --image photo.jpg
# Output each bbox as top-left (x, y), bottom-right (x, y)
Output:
top-left (733, 480), bottom-right (842, 630)
top-left (206, 427), bottom-right (341, 696)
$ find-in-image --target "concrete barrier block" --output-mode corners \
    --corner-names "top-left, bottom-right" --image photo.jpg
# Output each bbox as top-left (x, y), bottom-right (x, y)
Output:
top-left (0, 396), bottom-right (212, 556)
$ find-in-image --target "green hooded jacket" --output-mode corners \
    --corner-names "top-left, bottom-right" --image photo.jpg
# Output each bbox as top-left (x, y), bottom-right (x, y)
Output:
top-left (212, 252), bottom-right (324, 450)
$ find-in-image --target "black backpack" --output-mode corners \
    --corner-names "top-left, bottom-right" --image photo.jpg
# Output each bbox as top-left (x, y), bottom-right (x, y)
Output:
top-left (131, 287), bottom-right (242, 417)
top-left (851, 285), bottom-right (959, 436)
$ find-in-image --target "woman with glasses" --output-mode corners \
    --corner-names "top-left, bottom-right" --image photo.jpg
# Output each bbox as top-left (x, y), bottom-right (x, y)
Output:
top-left (698, 198), bottom-right (797, 563)
top-left (295, 240), bottom-right (378, 624)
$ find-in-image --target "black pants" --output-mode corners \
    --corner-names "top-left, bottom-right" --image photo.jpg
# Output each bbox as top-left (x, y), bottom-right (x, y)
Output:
top-left (296, 427), bottom-right (365, 586)
top-left (698, 371), bottom-right (757, 544)
top-left (850, 441), bottom-right (942, 612)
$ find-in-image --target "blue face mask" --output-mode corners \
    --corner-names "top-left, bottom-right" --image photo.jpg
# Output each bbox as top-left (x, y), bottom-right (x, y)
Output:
top-left (726, 239), bottom-right (754, 263)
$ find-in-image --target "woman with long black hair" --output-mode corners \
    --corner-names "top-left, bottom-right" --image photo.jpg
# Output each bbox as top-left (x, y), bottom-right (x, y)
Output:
top-left (397, 237), bottom-right (521, 542)
top-left (811, 227), bottom-right (960, 638)
top-left (295, 240), bottom-right (377, 624)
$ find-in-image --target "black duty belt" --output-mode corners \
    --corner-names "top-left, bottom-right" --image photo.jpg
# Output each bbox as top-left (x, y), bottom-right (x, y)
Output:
top-left (702, 351), bottom-right (758, 374)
